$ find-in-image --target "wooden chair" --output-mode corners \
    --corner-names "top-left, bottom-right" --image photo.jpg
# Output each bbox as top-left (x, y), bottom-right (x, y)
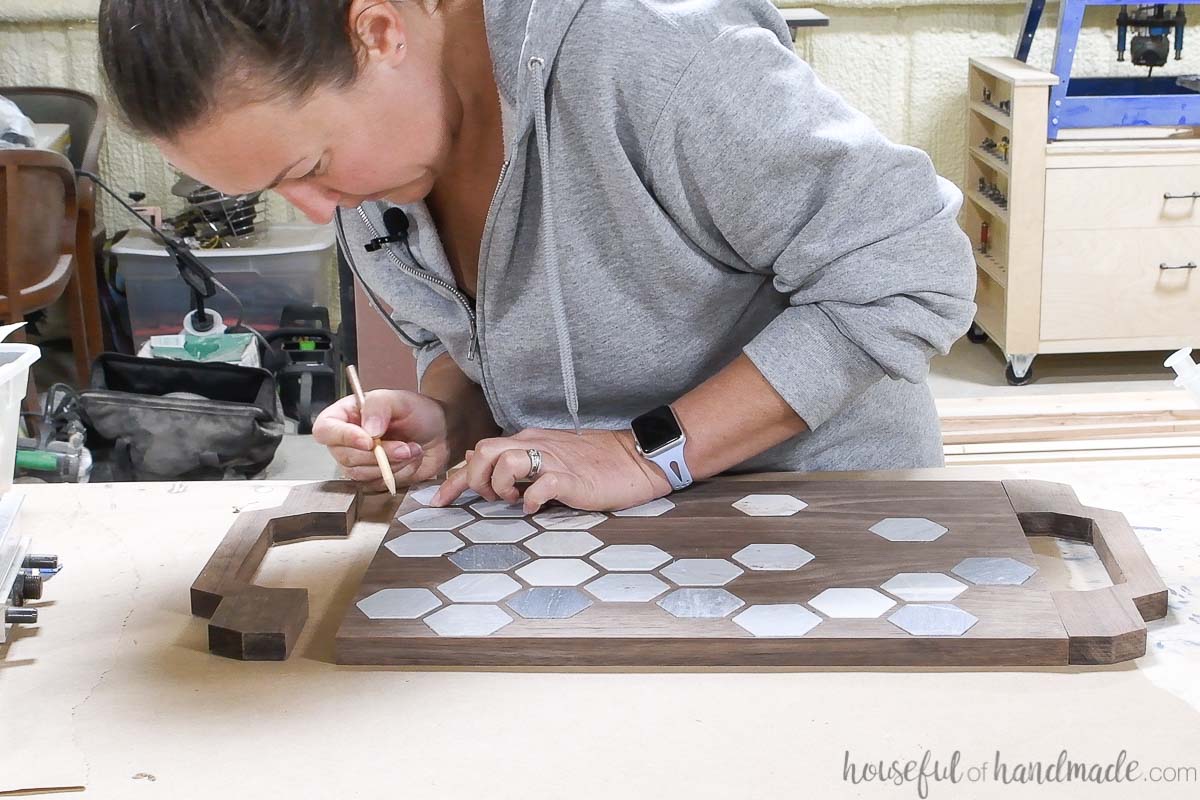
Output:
top-left (0, 148), bottom-right (86, 388)
top-left (2, 87), bottom-right (106, 369)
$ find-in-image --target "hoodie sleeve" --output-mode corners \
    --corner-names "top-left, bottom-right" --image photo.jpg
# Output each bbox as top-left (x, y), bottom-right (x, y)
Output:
top-left (644, 25), bottom-right (976, 431)
top-left (394, 318), bottom-right (448, 387)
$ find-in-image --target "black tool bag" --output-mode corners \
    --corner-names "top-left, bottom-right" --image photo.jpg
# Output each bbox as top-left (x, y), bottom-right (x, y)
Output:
top-left (80, 354), bottom-right (285, 482)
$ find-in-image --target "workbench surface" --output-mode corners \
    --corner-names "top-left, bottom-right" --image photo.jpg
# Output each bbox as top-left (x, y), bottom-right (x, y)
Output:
top-left (6, 461), bottom-right (1200, 798)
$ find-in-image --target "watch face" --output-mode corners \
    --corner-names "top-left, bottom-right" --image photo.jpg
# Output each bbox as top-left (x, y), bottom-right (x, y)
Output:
top-left (633, 406), bottom-right (682, 454)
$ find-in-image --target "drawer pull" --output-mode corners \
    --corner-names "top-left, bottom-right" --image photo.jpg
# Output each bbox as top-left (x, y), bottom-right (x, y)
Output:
top-left (1163, 192), bottom-right (1200, 200)
top-left (1159, 261), bottom-right (1198, 270)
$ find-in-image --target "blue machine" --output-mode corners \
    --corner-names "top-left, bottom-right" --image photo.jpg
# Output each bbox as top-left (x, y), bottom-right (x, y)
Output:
top-left (1016, 1), bottom-right (1197, 138)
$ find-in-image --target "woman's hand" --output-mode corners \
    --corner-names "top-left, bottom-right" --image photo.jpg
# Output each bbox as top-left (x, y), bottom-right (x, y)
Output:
top-left (313, 389), bottom-right (453, 494)
top-left (432, 428), bottom-right (672, 513)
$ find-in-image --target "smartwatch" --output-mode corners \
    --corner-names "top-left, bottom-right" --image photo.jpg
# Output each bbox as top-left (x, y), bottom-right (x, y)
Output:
top-left (631, 405), bottom-right (694, 491)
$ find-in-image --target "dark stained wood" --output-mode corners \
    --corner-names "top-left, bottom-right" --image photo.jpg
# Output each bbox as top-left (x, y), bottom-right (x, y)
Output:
top-left (334, 478), bottom-right (1166, 667)
top-left (192, 481), bottom-right (361, 661)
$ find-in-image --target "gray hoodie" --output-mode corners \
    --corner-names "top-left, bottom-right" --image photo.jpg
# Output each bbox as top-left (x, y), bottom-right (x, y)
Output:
top-left (334, 0), bottom-right (977, 473)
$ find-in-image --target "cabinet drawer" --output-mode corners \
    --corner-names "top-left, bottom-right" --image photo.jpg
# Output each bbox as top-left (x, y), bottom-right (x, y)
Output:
top-left (1045, 165), bottom-right (1200, 230)
top-left (1041, 228), bottom-right (1200, 341)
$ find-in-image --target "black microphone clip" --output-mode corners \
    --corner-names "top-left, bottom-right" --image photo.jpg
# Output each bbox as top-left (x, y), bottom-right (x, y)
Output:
top-left (364, 207), bottom-right (411, 252)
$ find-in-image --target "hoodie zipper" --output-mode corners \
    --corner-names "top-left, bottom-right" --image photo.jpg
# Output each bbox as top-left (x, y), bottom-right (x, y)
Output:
top-left (335, 206), bottom-right (481, 361)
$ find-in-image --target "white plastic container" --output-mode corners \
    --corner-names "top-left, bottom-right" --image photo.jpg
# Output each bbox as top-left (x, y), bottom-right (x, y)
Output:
top-left (1165, 349), bottom-right (1200, 407)
top-left (113, 224), bottom-right (335, 346)
top-left (0, 343), bottom-right (40, 495)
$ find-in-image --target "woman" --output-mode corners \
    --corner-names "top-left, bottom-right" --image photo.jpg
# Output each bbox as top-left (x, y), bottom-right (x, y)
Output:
top-left (99, 0), bottom-right (976, 512)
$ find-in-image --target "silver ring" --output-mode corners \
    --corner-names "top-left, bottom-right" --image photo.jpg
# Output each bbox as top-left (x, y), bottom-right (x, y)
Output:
top-left (525, 448), bottom-right (543, 479)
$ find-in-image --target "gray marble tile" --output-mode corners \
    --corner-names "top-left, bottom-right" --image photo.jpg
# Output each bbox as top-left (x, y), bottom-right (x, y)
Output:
top-left (657, 588), bottom-right (745, 618)
top-left (612, 498), bottom-right (676, 517)
top-left (733, 604), bottom-right (822, 637)
top-left (732, 493), bottom-right (809, 517)
top-left (952, 557), bottom-right (1037, 586)
top-left (590, 544), bottom-right (672, 572)
top-left (470, 500), bottom-right (529, 518)
top-left (526, 530), bottom-right (604, 557)
top-left (356, 588), bottom-right (442, 620)
top-left (396, 506), bottom-right (476, 531)
top-left (424, 605), bottom-right (514, 636)
top-left (584, 573), bottom-right (669, 602)
top-left (516, 558), bottom-right (599, 587)
top-left (732, 543), bottom-right (815, 571)
top-left (437, 573), bottom-right (522, 603)
top-left (888, 603), bottom-right (978, 636)
top-left (461, 518), bottom-right (537, 544)
top-left (532, 507), bottom-right (607, 530)
top-left (869, 517), bottom-right (948, 542)
top-left (448, 544), bottom-right (531, 572)
top-left (506, 587), bottom-right (593, 619)
top-left (660, 558), bottom-right (744, 587)
top-left (385, 531), bottom-right (466, 559)
top-left (407, 483), bottom-right (481, 506)
top-left (881, 572), bottom-right (968, 602)
top-left (809, 588), bottom-right (896, 618)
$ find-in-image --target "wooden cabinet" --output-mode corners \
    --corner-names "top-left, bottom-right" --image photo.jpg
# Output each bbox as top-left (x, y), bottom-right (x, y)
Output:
top-left (963, 57), bottom-right (1200, 384)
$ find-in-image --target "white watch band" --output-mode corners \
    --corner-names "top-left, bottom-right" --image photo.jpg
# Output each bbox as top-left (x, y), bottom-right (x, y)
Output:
top-left (647, 440), bottom-right (693, 491)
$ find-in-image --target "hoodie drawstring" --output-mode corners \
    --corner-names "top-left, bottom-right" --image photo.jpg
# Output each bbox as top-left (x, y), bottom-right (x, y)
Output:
top-left (529, 56), bottom-right (582, 435)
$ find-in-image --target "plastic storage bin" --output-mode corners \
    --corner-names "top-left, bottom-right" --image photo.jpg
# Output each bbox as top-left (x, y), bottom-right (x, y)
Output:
top-left (0, 343), bottom-right (40, 495)
top-left (113, 224), bottom-right (335, 346)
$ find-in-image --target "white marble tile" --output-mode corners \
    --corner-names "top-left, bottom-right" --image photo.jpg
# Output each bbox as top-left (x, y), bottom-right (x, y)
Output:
top-left (809, 588), bottom-right (896, 618)
top-left (589, 544), bottom-right (672, 571)
top-left (356, 588), bottom-right (441, 620)
top-left (396, 506), bottom-right (475, 530)
top-left (881, 572), bottom-right (968, 602)
top-left (532, 507), bottom-right (607, 530)
top-left (732, 543), bottom-right (815, 571)
top-left (612, 498), bottom-right (676, 517)
top-left (506, 587), bottom-right (593, 619)
top-left (470, 500), bottom-right (529, 518)
top-left (732, 494), bottom-right (809, 517)
top-left (657, 588), bottom-right (744, 618)
top-left (385, 531), bottom-right (465, 558)
top-left (869, 517), bottom-right (948, 542)
top-left (407, 483), bottom-right (481, 506)
top-left (733, 604), bottom-right (822, 637)
top-left (888, 603), bottom-right (978, 636)
top-left (660, 558), bottom-right (744, 587)
top-left (461, 519), bottom-right (537, 544)
top-left (952, 557), bottom-right (1037, 585)
top-left (516, 558), bottom-right (599, 587)
top-left (424, 605), bottom-right (514, 636)
top-left (584, 573), bottom-right (669, 602)
top-left (526, 530), bottom-right (604, 557)
top-left (437, 573), bottom-right (521, 603)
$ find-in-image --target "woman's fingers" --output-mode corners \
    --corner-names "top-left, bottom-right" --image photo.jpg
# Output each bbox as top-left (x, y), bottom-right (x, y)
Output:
top-left (491, 448), bottom-right (535, 504)
top-left (312, 395), bottom-right (373, 451)
top-left (329, 441), bottom-right (420, 469)
top-left (431, 467), bottom-right (473, 507)
top-left (521, 470), bottom-right (583, 514)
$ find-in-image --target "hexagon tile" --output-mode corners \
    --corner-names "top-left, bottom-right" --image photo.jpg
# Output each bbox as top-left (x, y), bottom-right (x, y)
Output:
top-left (660, 559), bottom-right (744, 587)
top-left (424, 605), bottom-right (513, 636)
top-left (868, 518), bottom-right (948, 542)
top-left (396, 506), bottom-right (475, 531)
top-left (732, 494), bottom-right (809, 517)
top-left (526, 530), bottom-right (603, 557)
top-left (809, 588), bottom-right (896, 618)
top-left (516, 558), bottom-right (599, 587)
top-left (437, 573), bottom-right (521, 603)
top-left (881, 573), bottom-right (968, 602)
top-left (733, 604), bottom-right (822, 637)
top-left (952, 557), bottom-right (1037, 586)
top-left (507, 587), bottom-right (593, 619)
top-left (590, 544), bottom-right (671, 572)
top-left (461, 518), bottom-right (537, 544)
top-left (470, 500), bottom-right (528, 518)
top-left (385, 531), bottom-right (465, 558)
top-left (532, 508), bottom-right (607, 530)
top-left (357, 588), bottom-right (442, 620)
top-left (449, 544), bottom-right (531, 572)
top-left (658, 588), bottom-right (745, 618)
top-left (889, 604), bottom-right (978, 636)
top-left (584, 573), bottom-right (669, 603)
top-left (407, 483), bottom-right (481, 506)
top-left (612, 498), bottom-right (676, 517)
top-left (732, 543), bottom-right (814, 571)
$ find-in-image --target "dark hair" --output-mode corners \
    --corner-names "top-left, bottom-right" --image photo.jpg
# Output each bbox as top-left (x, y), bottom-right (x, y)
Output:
top-left (98, 1), bottom-right (361, 139)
